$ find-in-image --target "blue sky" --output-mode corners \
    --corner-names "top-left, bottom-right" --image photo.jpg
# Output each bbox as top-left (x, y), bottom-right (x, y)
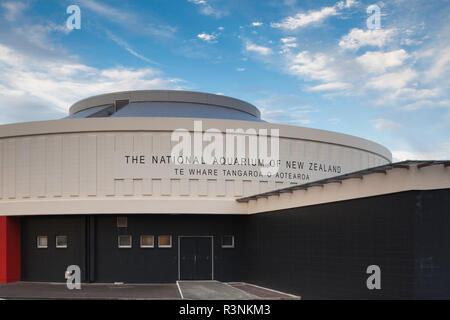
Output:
top-left (0, 0), bottom-right (449, 160)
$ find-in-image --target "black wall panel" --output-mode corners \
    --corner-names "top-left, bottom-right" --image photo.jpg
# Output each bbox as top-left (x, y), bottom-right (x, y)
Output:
top-left (21, 215), bottom-right (87, 282)
top-left (20, 189), bottom-right (450, 299)
top-left (413, 189), bottom-right (450, 298)
top-left (94, 214), bottom-right (246, 283)
top-left (245, 189), bottom-right (450, 299)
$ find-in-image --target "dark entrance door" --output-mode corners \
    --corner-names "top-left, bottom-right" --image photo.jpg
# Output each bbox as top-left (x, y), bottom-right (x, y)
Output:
top-left (179, 237), bottom-right (213, 280)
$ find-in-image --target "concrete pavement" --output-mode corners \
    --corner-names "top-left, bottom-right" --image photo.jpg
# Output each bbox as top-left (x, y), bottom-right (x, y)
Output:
top-left (0, 281), bottom-right (300, 300)
top-left (177, 281), bottom-right (258, 300)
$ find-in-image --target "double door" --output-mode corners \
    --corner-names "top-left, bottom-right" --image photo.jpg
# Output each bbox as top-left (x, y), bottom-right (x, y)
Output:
top-left (179, 237), bottom-right (213, 280)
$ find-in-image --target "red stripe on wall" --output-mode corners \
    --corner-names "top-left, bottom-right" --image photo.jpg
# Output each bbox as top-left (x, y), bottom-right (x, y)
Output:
top-left (0, 216), bottom-right (21, 283)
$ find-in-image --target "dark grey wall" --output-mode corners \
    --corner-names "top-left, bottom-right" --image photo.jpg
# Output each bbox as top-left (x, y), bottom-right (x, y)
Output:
top-left (245, 189), bottom-right (450, 299)
top-left (413, 189), bottom-right (450, 299)
top-left (21, 215), bottom-right (87, 282)
top-left (21, 214), bottom-right (247, 283)
top-left (20, 189), bottom-right (450, 299)
top-left (94, 215), bottom-right (247, 283)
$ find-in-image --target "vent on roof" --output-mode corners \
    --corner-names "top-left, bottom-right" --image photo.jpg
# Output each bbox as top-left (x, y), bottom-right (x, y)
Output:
top-left (115, 99), bottom-right (129, 112)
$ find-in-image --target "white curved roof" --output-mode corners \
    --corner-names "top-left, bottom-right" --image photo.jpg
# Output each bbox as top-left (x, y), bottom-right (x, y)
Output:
top-left (68, 90), bottom-right (261, 121)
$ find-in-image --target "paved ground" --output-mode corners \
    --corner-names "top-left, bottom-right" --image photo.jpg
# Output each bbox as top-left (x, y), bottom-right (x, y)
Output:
top-left (0, 282), bottom-right (181, 300)
top-left (177, 281), bottom-right (258, 300)
top-left (0, 281), bottom-right (300, 300)
top-left (229, 283), bottom-right (300, 300)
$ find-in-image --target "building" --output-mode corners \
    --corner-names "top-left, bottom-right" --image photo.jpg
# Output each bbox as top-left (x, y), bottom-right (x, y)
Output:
top-left (0, 90), bottom-right (448, 299)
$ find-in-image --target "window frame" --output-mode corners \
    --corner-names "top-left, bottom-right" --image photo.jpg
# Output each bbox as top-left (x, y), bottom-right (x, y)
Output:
top-left (158, 235), bottom-right (172, 248)
top-left (140, 235), bottom-right (155, 248)
top-left (221, 235), bottom-right (235, 248)
top-left (117, 216), bottom-right (128, 228)
top-left (55, 235), bottom-right (68, 249)
top-left (37, 235), bottom-right (48, 249)
top-left (118, 235), bottom-right (132, 248)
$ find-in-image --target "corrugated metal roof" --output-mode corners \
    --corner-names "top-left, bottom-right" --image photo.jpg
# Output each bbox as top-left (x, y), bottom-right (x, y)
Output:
top-left (236, 160), bottom-right (450, 203)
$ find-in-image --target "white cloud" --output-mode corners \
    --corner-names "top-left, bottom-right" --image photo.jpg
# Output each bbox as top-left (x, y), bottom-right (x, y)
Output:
top-left (356, 49), bottom-right (409, 73)
top-left (328, 118), bottom-right (341, 124)
top-left (392, 144), bottom-right (450, 161)
top-left (245, 41), bottom-right (273, 56)
top-left (279, 37), bottom-right (297, 53)
top-left (271, 6), bottom-right (337, 30)
top-left (372, 118), bottom-right (402, 131)
top-left (197, 32), bottom-right (217, 43)
top-left (236, 67), bottom-right (245, 72)
top-left (1, 1), bottom-right (27, 21)
top-left (386, 88), bottom-right (441, 101)
top-left (308, 82), bottom-right (351, 91)
top-left (367, 68), bottom-right (417, 90)
top-left (256, 94), bottom-right (318, 125)
top-left (401, 38), bottom-right (423, 46)
top-left (272, 30), bottom-right (442, 112)
top-left (281, 37), bottom-right (296, 44)
top-left (0, 43), bottom-right (184, 120)
top-left (337, 0), bottom-right (358, 9)
top-left (339, 28), bottom-right (395, 50)
top-left (288, 51), bottom-right (338, 82)
top-left (11, 23), bottom-right (71, 52)
top-left (252, 22), bottom-right (263, 27)
top-left (261, 108), bottom-right (313, 125)
top-left (401, 99), bottom-right (450, 111)
top-left (271, 0), bottom-right (358, 30)
top-left (188, 0), bottom-right (207, 4)
top-left (79, 0), bottom-right (176, 37)
top-left (80, 0), bottom-right (130, 22)
top-left (425, 47), bottom-right (450, 80)
top-left (187, 0), bottom-right (225, 18)
top-left (105, 30), bottom-right (159, 65)
top-left (370, 87), bottom-right (444, 110)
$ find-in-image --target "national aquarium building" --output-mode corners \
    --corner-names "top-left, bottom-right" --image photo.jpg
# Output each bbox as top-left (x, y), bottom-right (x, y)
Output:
top-left (0, 90), bottom-right (449, 299)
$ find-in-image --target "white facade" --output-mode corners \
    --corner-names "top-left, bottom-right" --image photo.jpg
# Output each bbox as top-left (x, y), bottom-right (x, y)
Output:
top-left (0, 91), bottom-right (392, 216)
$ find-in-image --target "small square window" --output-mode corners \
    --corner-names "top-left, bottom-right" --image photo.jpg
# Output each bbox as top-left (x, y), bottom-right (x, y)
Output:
top-left (117, 216), bottom-right (128, 228)
top-left (37, 236), bottom-right (48, 249)
top-left (158, 235), bottom-right (172, 248)
top-left (222, 235), bottom-right (234, 248)
top-left (140, 235), bottom-right (155, 248)
top-left (56, 235), bottom-right (68, 249)
top-left (118, 235), bottom-right (132, 248)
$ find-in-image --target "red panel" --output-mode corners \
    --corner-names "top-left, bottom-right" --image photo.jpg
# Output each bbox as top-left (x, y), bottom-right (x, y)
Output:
top-left (0, 217), bottom-right (4, 282)
top-left (0, 216), bottom-right (21, 283)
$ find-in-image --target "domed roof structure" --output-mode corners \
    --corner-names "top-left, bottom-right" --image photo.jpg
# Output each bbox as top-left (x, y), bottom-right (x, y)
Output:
top-left (66, 90), bottom-right (262, 122)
